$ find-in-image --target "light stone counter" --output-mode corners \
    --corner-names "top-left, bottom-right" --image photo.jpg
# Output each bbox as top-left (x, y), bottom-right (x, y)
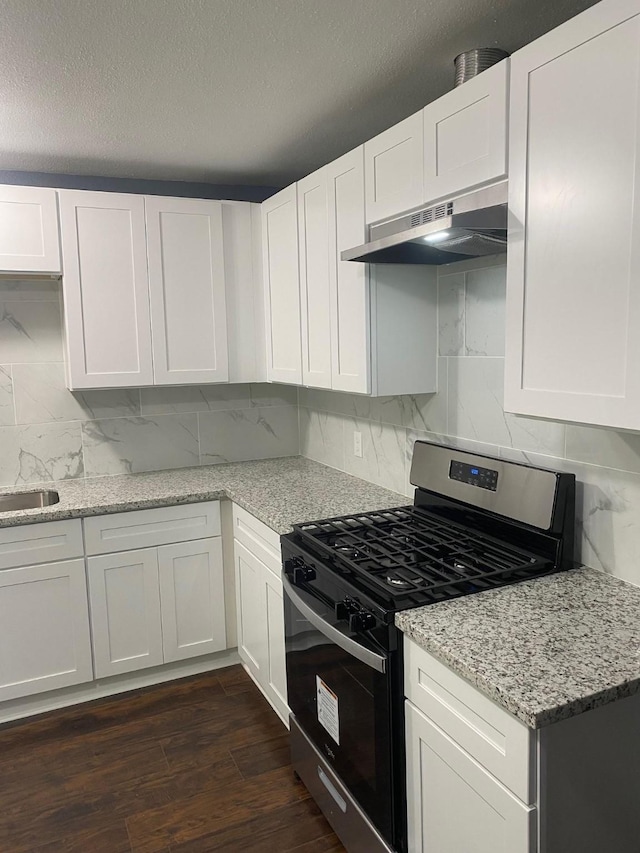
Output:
top-left (0, 456), bottom-right (407, 533)
top-left (5, 460), bottom-right (639, 732)
top-left (396, 567), bottom-right (640, 728)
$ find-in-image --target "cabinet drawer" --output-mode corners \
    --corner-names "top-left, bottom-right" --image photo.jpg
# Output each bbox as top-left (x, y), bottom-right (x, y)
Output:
top-left (84, 502), bottom-right (221, 556)
top-left (232, 503), bottom-right (281, 577)
top-left (0, 520), bottom-right (83, 571)
top-left (404, 638), bottom-right (535, 804)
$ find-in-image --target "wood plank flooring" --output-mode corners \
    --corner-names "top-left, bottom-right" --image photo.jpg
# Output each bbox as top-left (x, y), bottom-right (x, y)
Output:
top-left (0, 666), bottom-right (346, 852)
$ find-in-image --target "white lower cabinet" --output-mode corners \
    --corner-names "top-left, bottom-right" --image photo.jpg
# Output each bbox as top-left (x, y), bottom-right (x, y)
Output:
top-left (406, 703), bottom-right (536, 853)
top-left (158, 538), bottom-right (226, 663)
top-left (405, 638), bottom-right (536, 853)
top-left (87, 547), bottom-right (164, 678)
top-left (264, 568), bottom-right (288, 717)
top-left (88, 537), bottom-right (226, 678)
top-left (404, 635), bottom-right (640, 853)
top-left (235, 540), bottom-right (268, 678)
top-left (234, 539), bottom-right (289, 724)
top-left (0, 559), bottom-right (93, 702)
top-left (232, 504), bottom-right (289, 725)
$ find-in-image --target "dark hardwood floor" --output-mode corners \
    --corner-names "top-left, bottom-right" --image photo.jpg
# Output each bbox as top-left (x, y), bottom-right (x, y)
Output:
top-left (0, 666), bottom-right (346, 852)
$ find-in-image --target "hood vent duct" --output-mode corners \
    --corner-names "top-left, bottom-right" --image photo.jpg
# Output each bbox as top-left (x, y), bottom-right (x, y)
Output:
top-left (341, 182), bottom-right (508, 265)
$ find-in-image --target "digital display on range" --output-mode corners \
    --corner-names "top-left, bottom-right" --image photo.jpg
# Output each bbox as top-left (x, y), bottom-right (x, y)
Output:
top-left (449, 460), bottom-right (498, 491)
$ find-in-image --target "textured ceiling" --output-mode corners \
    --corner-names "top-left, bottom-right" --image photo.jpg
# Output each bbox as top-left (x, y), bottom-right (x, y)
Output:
top-left (0, 0), bottom-right (599, 187)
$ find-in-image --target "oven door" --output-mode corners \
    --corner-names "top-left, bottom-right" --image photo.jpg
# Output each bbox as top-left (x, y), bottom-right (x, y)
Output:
top-left (283, 570), bottom-right (394, 845)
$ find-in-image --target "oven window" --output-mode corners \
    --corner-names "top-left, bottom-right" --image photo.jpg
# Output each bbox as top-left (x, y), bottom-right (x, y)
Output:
top-left (284, 593), bottom-right (392, 842)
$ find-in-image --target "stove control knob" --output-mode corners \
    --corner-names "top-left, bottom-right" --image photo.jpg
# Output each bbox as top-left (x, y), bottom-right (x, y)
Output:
top-left (283, 557), bottom-right (304, 578)
top-left (349, 610), bottom-right (376, 632)
top-left (294, 564), bottom-right (316, 584)
top-left (335, 598), bottom-right (356, 621)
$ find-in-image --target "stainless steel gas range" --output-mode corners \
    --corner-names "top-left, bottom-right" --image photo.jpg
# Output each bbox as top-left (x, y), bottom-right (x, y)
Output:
top-left (281, 440), bottom-right (575, 853)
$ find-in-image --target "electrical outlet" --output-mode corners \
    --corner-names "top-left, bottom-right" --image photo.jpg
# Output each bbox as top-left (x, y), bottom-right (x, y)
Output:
top-left (353, 430), bottom-right (363, 458)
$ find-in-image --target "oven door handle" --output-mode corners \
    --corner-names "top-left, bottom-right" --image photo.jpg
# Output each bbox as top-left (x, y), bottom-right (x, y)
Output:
top-left (282, 574), bottom-right (387, 674)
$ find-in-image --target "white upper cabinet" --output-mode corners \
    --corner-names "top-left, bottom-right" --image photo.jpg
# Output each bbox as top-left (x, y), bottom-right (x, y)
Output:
top-left (505, 0), bottom-right (640, 430)
top-left (262, 184), bottom-right (303, 384)
top-left (364, 110), bottom-right (424, 223)
top-left (278, 146), bottom-right (436, 396)
top-left (60, 189), bottom-right (264, 390)
top-left (0, 185), bottom-right (61, 274)
top-left (327, 148), bottom-right (371, 394)
top-left (423, 59), bottom-right (509, 203)
top-left (223, 202), bottom-right (268, 384)
top-left (146, 196), bottom-right (229, 385)
top-left (59, 190), bottom-right (154, 390)
top-left (298, 167), bottom-right (332, 389)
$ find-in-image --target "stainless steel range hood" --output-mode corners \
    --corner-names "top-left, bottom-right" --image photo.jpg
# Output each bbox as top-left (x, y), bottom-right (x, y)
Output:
top-left (342, 182), bottom-right (507, 265)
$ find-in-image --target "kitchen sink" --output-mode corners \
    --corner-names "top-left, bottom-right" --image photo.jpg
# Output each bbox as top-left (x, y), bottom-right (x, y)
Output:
top-left (0, 490), bottom-right (60, 512)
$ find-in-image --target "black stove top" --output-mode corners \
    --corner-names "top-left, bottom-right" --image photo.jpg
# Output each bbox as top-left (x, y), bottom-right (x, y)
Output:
top-left (292, 505), bottom-right (554, 610)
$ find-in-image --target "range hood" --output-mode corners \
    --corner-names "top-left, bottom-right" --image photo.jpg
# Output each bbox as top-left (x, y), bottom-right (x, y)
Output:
top-left (342, 182), bottom-right (507, 265)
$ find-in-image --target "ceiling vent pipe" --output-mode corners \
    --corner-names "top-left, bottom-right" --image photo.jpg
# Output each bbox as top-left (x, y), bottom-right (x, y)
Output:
top-left (454, 48), bottom-right (510, 86)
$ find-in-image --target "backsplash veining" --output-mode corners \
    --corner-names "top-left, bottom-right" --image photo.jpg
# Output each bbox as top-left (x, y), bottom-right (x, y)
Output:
top-left (0, 280), bottom-right (299, 486)
top-left (299, 257), bottom-right (640, 587)
top-left (4, 271), bottom-right (640, 586)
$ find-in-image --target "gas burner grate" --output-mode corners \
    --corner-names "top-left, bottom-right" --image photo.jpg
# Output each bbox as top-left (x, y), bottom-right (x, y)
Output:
top-left (294, 506), bottom-right (552, 605)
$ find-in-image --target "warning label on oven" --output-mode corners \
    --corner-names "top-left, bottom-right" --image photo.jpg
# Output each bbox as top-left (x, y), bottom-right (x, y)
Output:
top-left (316, 676), bottom-right (340, 745)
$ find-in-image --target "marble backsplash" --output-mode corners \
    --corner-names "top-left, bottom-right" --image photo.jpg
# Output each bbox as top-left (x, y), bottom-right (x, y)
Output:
top-left (298, 258), bottom-right (640, 588)
top-left (5, 269), bottom-right (640, 588)
top-left (0, 280), bottom-right (299, 486)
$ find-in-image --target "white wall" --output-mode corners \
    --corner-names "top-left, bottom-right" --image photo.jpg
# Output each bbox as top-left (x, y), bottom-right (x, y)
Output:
top-left (299, 257), bottom-right (640, 586)
top-left (0, 279), bottom-right (299, 485)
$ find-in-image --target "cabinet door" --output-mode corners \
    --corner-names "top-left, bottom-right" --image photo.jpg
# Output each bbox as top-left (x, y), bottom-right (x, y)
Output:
top-left (505, 3), bottom-right (640, 429)
top-left (146, 196), bottom-right (228, 385)
top-left (264, 567), bottom-right (289, 724)
top-left (298, 168), bottom-right (332, 389)
top-left (0, 185), bottom-right (61, 273)
top-left (87, 548), bottom-right (163, 678)
top-left (223, 202), bottom-right (267, 383)
top-left (158, 537), bottom-right (226, 663)
top-left (327, 147), bottom-right (371, 394)
top-left (406, 702), bottom-right (536, 853)
top-left (234, 539), bottom-right (268, 682)
top-left (364, 110), bottom-right (424, 223)
top-left (423, 60), bottom-right (508, 203)
top-left (0, 559), bottom-right (92, 701)
top-left (262, 184), bottom-right (302, 383)
top-left (59, 191), bottom-right (153, 389)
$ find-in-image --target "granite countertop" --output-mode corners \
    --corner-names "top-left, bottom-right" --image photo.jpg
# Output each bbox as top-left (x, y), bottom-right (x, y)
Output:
top-left (396, 567), bottom-right (640, 729)
top-left (0, 456), bottom-right (407, 534)
top-left (6, 460), bottom-right (640, 733)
